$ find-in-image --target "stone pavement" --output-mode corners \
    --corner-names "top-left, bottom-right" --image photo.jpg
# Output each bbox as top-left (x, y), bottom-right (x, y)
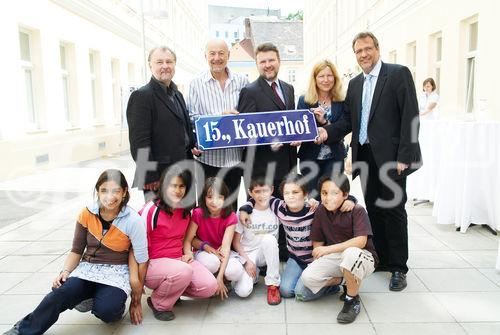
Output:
top-left (0, 154), bottom-right (499, 335)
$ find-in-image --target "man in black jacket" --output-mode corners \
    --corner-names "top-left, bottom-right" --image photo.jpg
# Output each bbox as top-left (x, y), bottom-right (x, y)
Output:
top-left (127, 46), bottom-right (198, 201)
top-left (237, 43), bottom-right (298, 262)
top-left (317, 32), bottom-right (422, 291)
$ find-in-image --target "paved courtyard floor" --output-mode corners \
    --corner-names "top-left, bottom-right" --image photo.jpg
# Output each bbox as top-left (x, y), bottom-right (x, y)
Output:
top-left (0, 154), bottom-right (499, 334)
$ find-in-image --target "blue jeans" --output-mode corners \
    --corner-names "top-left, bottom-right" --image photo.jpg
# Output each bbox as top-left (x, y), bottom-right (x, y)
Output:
top-left (280, 257), bottom-right (339, 301)
top-left (18, 277), bottom-right (127, 335)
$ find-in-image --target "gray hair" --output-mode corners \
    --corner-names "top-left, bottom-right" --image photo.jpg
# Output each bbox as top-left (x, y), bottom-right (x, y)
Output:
top-left (148, 46), bottom-right (177, 62)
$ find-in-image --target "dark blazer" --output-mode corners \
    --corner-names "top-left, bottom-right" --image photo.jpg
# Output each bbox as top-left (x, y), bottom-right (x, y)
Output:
top-left (126, 77), bottom-right (195, 188)
top-left (326, 62), bottom-right (422, 179)
top-left (237, 76), bottom-right (296, 179)
top-left (296, 96), bottom-right (346, 162)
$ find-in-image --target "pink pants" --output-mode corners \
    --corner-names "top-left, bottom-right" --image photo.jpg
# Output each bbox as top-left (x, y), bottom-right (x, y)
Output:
top-left (145, 257), bottom-right (218, 311)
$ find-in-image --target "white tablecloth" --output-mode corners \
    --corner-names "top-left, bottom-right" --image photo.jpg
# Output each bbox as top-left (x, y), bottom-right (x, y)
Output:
top-left (407, 120), bottom-right (500, 233)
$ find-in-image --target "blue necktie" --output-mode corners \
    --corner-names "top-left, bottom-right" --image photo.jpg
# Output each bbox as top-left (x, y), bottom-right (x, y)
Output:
top-left (359, 74), bottom-right (373, 145)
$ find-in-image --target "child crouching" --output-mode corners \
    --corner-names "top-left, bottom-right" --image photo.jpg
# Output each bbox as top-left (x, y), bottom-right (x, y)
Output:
top-left (301, 173), bottom-right (378, 324)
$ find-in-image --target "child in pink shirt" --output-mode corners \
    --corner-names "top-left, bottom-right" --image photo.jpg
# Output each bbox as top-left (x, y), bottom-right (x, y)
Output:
top-left (184, 177), bottom-right (244, 300)
top-left (140, 168), bottom-right (217, 321)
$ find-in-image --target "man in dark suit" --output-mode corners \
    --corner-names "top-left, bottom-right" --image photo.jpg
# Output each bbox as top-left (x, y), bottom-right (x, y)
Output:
top-left (317, 32), bottom-right (421, 291)
top-left (127, 46), bottom-right (198, 201)
top-left (237, 42), bottom-right (297, 190)
top-left (237, 42), bottom-right (297, 261)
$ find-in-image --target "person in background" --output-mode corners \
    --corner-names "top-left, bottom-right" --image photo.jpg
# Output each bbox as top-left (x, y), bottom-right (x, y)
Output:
top-left (418, 77), bottom-right (439, 120)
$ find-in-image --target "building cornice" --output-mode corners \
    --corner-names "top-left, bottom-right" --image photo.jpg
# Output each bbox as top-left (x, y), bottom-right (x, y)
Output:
top-left (50, 0), bottom-right (150, 47)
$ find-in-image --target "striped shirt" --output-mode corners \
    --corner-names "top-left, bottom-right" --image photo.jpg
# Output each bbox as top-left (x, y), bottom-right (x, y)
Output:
top-left (187, 69), bottom-right (249, 167)
top-left (240, 197), bottom-right (315, 264)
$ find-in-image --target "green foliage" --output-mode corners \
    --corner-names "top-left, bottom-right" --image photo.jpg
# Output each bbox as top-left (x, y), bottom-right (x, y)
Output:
top-left (286, 10), bottom-right (303, 21)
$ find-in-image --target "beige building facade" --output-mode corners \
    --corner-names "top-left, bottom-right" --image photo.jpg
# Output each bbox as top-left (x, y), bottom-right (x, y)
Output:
top-left (0, 0), bottom-right (208, 181)
top-left (304, 0), bottom-right (499, 121)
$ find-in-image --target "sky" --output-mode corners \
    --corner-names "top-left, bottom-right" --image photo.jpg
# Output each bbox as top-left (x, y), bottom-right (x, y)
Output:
top-left (207, 0), bottom-right (304, 16)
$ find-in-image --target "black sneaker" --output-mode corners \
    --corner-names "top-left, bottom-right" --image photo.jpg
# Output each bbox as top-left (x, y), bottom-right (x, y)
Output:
top-left (389, 271), bottom-right (407, 291)
top-left (3, 321), bottom-right (20, 335)
top-left (147, 297), bottom-right (175, 321)
top-left (337, 295), bottom-right (361, 324)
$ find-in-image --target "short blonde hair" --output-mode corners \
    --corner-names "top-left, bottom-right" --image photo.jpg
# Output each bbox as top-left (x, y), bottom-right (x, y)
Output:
top-left (304, 59), bottom-right (343, 105)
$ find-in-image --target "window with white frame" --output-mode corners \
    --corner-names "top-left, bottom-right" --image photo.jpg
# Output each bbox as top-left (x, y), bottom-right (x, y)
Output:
top-left (19, 30), bottom-right (38, 129)
top-left (434, 33), bottom-right (442, 93)
top-left (59, 43), bottom-right (78, 127)
top-left (89, 50), bottom-right (102, 121)
top-left (465, 20), bottom-right (478, 114)
top-left (406, 41), bottom-right (416, 81)
top-left (111, 59), bottom-right (121, 124)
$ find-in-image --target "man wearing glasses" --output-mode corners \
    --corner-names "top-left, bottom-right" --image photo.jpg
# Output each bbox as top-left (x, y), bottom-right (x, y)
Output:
top-left (316, 31), bottom-right (421, 292)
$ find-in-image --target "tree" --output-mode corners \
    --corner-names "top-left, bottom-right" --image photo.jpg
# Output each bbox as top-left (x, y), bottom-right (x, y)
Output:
top-left (286, 10), bottom-right (303, 21)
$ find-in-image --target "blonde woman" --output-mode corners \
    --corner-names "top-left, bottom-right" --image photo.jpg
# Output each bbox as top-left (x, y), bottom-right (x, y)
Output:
top-left (297, 60), bottom-right (347, 197)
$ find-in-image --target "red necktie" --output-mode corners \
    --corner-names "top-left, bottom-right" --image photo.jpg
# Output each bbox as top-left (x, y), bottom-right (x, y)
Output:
top-left (271, 82), bottom-right (286, 109)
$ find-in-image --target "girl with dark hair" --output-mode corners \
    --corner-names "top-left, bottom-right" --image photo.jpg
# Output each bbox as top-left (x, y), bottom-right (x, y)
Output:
top-left (5, 169), bottom-right (148, 335)
top-left (139, 168), bottom-right (217, 321)
top-left (183, 177), bottom-right (244, 300)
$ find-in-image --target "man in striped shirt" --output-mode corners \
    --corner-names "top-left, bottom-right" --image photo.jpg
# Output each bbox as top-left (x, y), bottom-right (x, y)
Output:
top-left (187, 39), bottom-right (249, 209)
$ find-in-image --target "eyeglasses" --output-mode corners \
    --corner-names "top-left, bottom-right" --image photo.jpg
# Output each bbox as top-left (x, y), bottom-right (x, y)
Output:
top-left (354, 46), bottom-right (375, 55)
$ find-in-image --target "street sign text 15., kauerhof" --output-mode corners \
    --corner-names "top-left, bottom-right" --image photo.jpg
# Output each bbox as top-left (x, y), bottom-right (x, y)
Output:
top-left (194, 109), bottom-right (319, 150)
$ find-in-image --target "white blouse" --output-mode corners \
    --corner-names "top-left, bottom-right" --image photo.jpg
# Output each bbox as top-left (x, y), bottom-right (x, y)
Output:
top-left (418, 91), bottom-right (440, 120)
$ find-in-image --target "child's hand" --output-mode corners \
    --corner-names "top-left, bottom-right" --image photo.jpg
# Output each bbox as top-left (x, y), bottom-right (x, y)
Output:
top-left (215, 277), bottom-right (229, 300)
top-left (312, 246), bottom-right (330, 260)
top-left (340, 200), bottom-right (355, 212)
top-left (205, 245), bottom-right (224, 261)
top-left (129, 300), bottom-right (143, 325)
top-left (130, 280), bottom-right (144, 306)
top-left (181, 253), bottom-right (193, 263)
top-left (239, 211), bottom-right (252, 227)
top-left (244, 260), bottom-right (257, 279)
top-left (53, 271), bottom-right (69, 289)
top-left (307, 198), bottom-right (320, 212)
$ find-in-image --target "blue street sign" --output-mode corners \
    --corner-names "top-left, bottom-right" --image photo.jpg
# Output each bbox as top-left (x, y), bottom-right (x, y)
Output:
top-left (194, 109), bottom-right (319, 150)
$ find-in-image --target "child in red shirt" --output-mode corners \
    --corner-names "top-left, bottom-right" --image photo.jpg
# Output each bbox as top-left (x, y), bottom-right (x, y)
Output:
top-left (140, 168), bottom-right (217, 321)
